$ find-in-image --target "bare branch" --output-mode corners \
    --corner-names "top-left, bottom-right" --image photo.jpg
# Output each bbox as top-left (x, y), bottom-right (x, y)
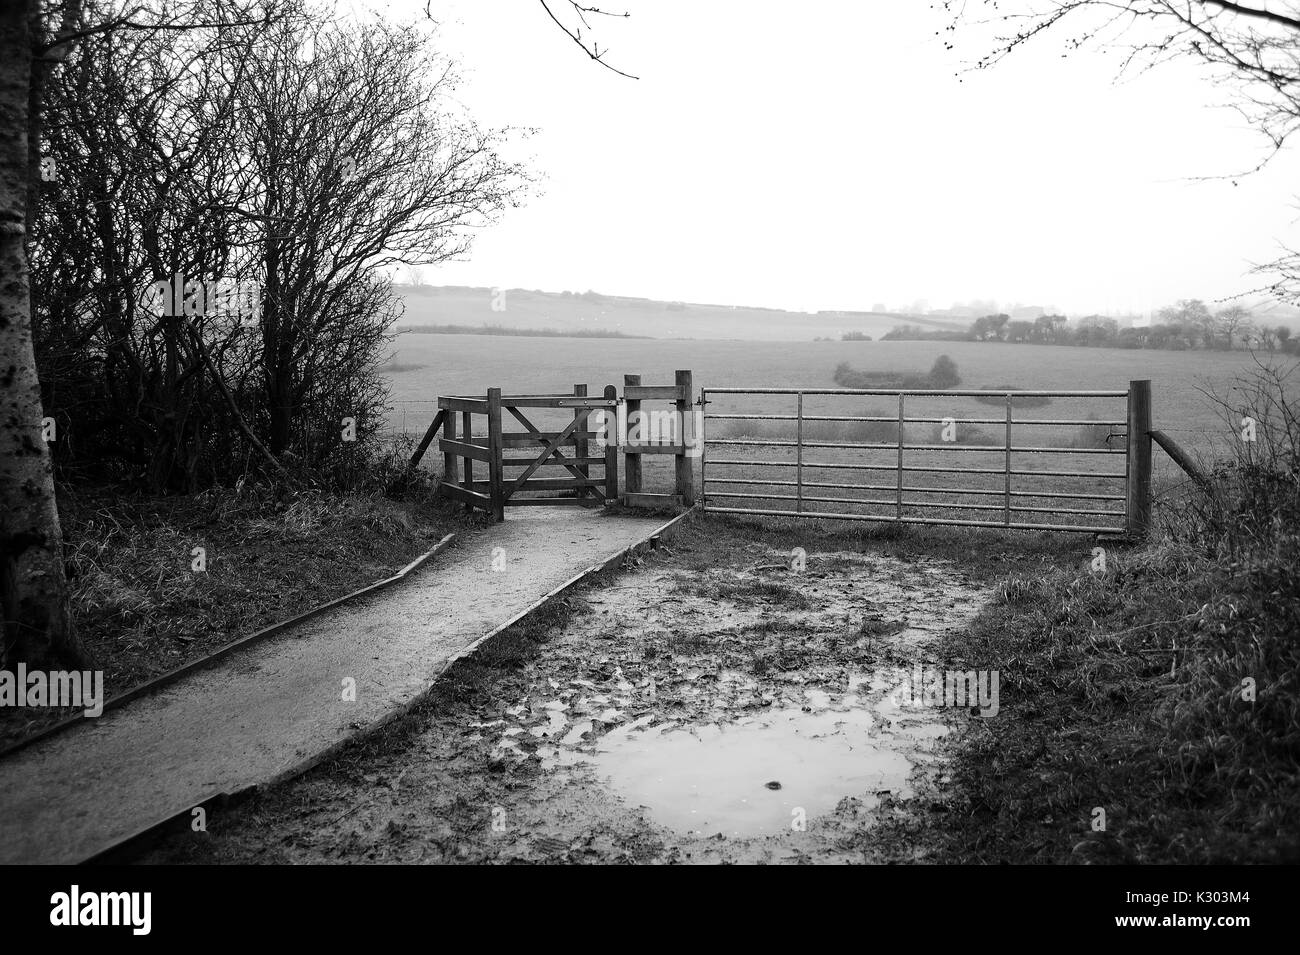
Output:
top-left (538, 0), bottom-right (638, 79)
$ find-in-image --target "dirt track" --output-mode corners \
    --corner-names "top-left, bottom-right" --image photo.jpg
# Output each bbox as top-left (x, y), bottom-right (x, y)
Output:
top-left (142, 527), bottom-right (992, 864)
top-left (0, 507), bottom-right (669, 864)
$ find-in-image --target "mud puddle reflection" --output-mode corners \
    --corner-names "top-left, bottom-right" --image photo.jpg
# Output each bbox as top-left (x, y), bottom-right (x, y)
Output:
top-left (480, 549), bottom-right (989, 855)
top-left (588, 707), bottom-right (909, 837)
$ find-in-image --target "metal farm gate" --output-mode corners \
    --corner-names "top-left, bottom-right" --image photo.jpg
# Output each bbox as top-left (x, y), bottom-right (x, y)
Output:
top-left (699, 381), bottom-right (1152, 536)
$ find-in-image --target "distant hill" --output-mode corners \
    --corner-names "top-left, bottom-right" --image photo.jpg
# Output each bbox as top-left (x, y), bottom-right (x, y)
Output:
top-left (392, 284), bottom-right (1300, 342)
top-left (392, 285), bottom-right (967, 342)
top-left (394, 322), bottom-right (648, 340)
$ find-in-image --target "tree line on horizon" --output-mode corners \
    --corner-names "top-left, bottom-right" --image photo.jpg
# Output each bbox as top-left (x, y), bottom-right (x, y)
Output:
top-left (852, 301), bottom-right (1298, 354)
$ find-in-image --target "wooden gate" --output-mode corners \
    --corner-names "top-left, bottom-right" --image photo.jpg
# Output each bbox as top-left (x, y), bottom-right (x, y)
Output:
top-left (412, 385), bottom-right (618, 521)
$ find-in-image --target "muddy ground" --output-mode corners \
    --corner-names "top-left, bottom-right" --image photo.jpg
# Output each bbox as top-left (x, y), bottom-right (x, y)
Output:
top-left (139, 522), bottom-right (997, 864)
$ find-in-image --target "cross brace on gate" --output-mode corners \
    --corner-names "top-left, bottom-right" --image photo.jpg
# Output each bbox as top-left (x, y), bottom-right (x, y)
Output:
top-left (409, 372), bottom-right (699, 522)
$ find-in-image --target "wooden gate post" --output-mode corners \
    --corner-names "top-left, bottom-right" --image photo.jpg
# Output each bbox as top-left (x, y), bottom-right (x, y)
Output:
top-left (624, 374), bottom-right (642, 500)
top-left (487, 387), bottom-right (505, 522)
top-left (675, 369), bottom-right (695, 506)
top-left (1126, 379), bottom-right (1152, 539)
top-left (462, 409), bottom-right (473, 511)
top-left (442, 407), bottom-right (459, 488)
top-left (573, 383), bottom-right (589, 500)
top-left (603, 384), bottom-right (619, 502)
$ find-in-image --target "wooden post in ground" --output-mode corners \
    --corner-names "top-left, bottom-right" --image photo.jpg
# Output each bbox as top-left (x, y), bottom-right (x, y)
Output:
top-left (442, 406), bottom-right (458, 489)
top-left (573, 383), bottom-right (589, 501)
top-left (487, 388), bottom-right (505, 522)
top-left (603, 384), bottom-right (619, 502)
top-left (675, 369), bottom-right (695, 506)
top-left (462, 409), bottom-right (473, 509)
top-left (624, 374), bottom-right (641, 501)
top-left (1126, 379), bottom-right (1152, 539)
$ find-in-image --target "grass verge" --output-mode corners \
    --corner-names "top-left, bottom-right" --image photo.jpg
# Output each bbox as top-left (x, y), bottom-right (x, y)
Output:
top-left (874, 363), bottom-right (1300, 863)
top-left (0, 484), bottom-right (472, 749)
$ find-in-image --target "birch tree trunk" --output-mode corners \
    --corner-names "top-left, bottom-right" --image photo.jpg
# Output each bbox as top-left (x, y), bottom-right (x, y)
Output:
top-left (0, 0), bottom-right (82, 668)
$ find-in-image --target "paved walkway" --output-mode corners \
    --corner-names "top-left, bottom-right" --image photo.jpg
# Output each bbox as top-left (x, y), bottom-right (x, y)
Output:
top-left (0, 507), bottom-right (669, 864)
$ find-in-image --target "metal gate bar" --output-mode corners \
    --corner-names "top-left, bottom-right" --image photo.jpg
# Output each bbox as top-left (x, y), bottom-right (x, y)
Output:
top-left (696, 507), bottom-right (1125, 535)
top-left (700, 385), bottom-right (1134, 534)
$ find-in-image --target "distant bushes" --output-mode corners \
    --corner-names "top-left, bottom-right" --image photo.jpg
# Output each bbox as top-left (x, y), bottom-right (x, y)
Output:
top-left (879, 304), bottom-right (1300, 354)
top-left (377, 362), bottom-right (428, 374)
top-left (831, 362), bottom-right (887, 388)
top-left (832, 354), bottom-right (962, 390)
top-left (929, 355), bottom-right (960, 388)
top-left (880, 324), bottom-right (965, 342)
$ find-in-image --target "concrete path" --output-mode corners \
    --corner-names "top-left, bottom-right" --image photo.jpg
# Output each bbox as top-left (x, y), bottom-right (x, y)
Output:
top-left (0, 507), bottom-right (668, 864)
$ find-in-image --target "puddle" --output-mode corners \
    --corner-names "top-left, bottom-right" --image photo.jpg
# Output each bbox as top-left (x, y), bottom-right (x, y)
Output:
top-left (490, 550), bottom-right (987, 851)
top-left (587, 707), bottom-right (914, 838)
top-left (516, 664), bottom-right (956, 823)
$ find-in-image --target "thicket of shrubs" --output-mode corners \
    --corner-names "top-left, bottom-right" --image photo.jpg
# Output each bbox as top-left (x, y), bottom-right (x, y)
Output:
top-left (32, 0), bottom-right (521, 494)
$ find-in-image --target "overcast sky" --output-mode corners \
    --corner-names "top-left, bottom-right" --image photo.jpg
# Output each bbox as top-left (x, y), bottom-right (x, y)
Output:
top-left (362, 0), bottom-right (1300, 317)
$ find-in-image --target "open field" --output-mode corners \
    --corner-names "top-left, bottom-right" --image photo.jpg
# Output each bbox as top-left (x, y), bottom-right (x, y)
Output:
top-left (386, 335), bottom-right (1272, 437)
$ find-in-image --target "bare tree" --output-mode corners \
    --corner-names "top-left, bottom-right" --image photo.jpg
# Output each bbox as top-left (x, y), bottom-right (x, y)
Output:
top-left (3, 0), bottom-right (280, 664)
top-left (948, 2), bottom-right (1300, 300)
top-left (232, 16), bottom-right (526, 457)
top-left (1258, 245), bottom-right (1300, 304)
top-left (1216, 304), bottom-right (1255, 347)
top-left (0, 0), bottom-right (82, 667)
top-left (1159, 298), bottom-right (1216, 347)
top-left (5, 0), bottom-right (524, 664)
top-left (949, 1), bottom-right (1300, 154)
